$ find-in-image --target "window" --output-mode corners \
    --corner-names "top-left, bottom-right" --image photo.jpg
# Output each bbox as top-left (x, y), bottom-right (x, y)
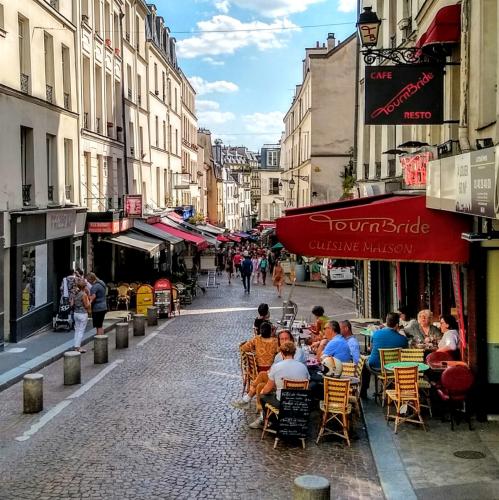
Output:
top-left (46, 134), bottom-right (56, 201)
top-left (268, 178), bottom-right (279, 195)
top-left (20, 126), bottom-right (34, 205)
top-left (0, 4), bottom-right (5, 34)
top-left (44, 32), bottom-right (55, 103)
top-left (139, 126), bottom-right (144, 155)
top-left (61, 45), bottom-right (71, 110)
top-left (154, 63), bottom-right (158, 94)
top-left (126, 64), bottom-right (132, 99)
top-left (104, 1), bottom-right (111, 40)
top-left (174, 88), bottom-right (178, 112)
top-left (155, 116), bottom-right (159, 147)
top-left (162, 72), bottom-right (166, 101)
top-left (175, 129), bottom-right (178, 155)
top-left (167, 78), bottom-right (172, 105)
top-left (93, 0), bottom-right (101, 35)
top-left (135, 15), bottom-right (139, 51)
top-left (137, 74), bottom-right (141, 105)
top-left (267, 150), bottom-right (278, 167)
top-left (18, 16), bottom-right (30, 92)
top-left (129, 121), bottom-right (134, 156)
top-left (64, 139), bottom-right (73, 202)
top-left (21, 244), bottom-right (48, 315)
top-left (163, 121), bottom-right (166, 149)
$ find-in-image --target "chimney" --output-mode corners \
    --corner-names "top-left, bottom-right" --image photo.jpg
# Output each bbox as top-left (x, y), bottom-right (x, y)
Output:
top-left (327, 33), bottom-right (336, 50)
top-left (316, 41), bottom-right (320, 48)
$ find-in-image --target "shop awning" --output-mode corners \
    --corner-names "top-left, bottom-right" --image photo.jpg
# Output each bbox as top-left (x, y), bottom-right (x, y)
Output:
top-left (105, 230), bottom-right (164, 256)
top-left (217, 235), bottom-right (231, 242)
top-left (227, 234), bottom-right (241, 243)
top-left (236, 231), bottom-right (251, 238)
top-left (164, 216), bottom-right (218, 246)
top-left (133, 220), bottom-right (185, 252)
top-left (153, 222), bottom-right (209, 250)
top-left (197, 223), bottom-right (226, 235)
top-left (276, 194), bottom-right (471, 263)
top-left (416, 4), bottom-right (461, 49)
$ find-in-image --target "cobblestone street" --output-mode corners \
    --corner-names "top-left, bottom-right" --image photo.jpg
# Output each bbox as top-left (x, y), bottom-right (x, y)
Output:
top-left (0, 279), bottom-right (382, 500)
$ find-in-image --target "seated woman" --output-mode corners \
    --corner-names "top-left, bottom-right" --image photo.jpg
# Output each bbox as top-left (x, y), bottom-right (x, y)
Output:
top-left (437, 314), bottom-right (460, 359)
top-left (403, 309), bottom-right (441, 348)
top-left (274, 330), bottom-right (306, 364)
top-left (253, 303), bottom-right (270, 336)
top-left (308, 305), bottom-right (329, 342)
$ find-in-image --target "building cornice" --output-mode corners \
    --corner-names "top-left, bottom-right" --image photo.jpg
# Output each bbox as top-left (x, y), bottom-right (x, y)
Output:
top-left (34, 0), bottom-right (77, 31)
top-left (81, 129), bottom-right (124, 147)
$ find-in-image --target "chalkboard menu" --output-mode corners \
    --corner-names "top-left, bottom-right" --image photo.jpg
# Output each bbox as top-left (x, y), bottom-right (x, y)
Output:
top-left (277, 390), bottom-right (312, 440)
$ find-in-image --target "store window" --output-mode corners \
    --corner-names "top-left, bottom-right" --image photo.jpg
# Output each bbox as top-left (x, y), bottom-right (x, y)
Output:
top-left (21, 244), bottom-right (47, 315)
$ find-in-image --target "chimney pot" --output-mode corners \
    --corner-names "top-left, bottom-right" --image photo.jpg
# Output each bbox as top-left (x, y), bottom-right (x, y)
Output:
top-left (327, 33), bottom-right (336, 50)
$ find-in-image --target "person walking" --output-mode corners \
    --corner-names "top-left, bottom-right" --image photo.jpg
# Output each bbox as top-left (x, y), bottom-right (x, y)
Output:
top-left (71, 280), bottom-right (90, 353)
top-left (272, 260), bottom-right (285, 298)
top-left (240, 251), bottom-right (253, 294)
top-left (259, 254), bottom-right (269, 285)
top-left (251, 254), bottom-right (259, 284)
top-left (87, 272), bottom-right (108, 336)
top-left (233, 251), bottom-right (242, 277)
top-left (226, 255), bottom-right (234, 284)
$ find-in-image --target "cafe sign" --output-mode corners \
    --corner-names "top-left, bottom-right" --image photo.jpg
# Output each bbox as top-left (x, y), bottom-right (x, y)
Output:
top-left (365, 65), bottom-right (444, 125)
top-left (124, 195), bottom-right (143, 218)
top-left (400, 151), bottom-right (433, 187)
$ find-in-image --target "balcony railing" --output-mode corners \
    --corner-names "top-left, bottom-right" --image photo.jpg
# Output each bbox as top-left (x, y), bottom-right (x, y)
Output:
top-left (363, 163), bottom-right (369, 180)
top-left (130, 146), bottom-right (135, 157)
top-left (137, 95), bottom-right (141, 106)
top-left (96, 117), bottom-right (101, 133)
top-left (64, 92), bottom-right (70, 110)
top-left (125, 32), bottom-right (130, 42)
top-left (48, 185), bottom-right (54, 202)
top-left (127, 88), bottom-right (132, 100)
top-left (65, 185), bottom-right (72, 200)
top-left (83, 112), bottom-right (89, 129)
top-left (375, 161), bottom-right (381, 179)
top-left (22, 184), bottom-right (32, 206)
top-left (20, 73), bottom-right (29, 93)
top-left (46, 84), bottom-right (53, 103)
top-left (107, 122), bottom-right (113, 137)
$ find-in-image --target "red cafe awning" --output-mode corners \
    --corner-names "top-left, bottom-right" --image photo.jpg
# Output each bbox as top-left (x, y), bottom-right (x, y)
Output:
top-left (153, 222), bottom-right (208, 250)
top-left (227, 234), bottom-right (241, 243)
top-left (276, 194), bottom-right (471, 264)
top-left (217, 235), bottom-right (230, 242)
top-left (416, 4), bottom-right (461, 49)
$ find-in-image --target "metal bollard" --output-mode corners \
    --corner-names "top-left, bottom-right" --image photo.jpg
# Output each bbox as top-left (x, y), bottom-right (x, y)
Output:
top-left (293, 475), bottom-right (330, 500)
top-left (94, 335), bottom-right (109, 364)
top-left (115, 322), bottom-right (129, 349)
top-left (133, 314), bottom-right (146, 336)
top-left (23, 373), bottom-right (44, 414)
top-left (64, 351), bottom-right (81, 385)
top-left (147, 306), bottom-right (158, 327)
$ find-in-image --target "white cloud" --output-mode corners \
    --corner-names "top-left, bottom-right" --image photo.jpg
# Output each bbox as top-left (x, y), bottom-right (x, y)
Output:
top-left (337, 0), bottom-right (356, 13)
top-left (189, 76), bottom-right (239, 95)
top-left (197, 99), bottom-right (221, 111)
top-left (198, 110), bottom-right (236, 126)
top-left (214, 0), bottom-right (230, 13)
top-left (177, 15), bottom-right (298, 59)
top-left (203, 56), bottom-right (225, 66)
top-left (217, 0), bottom-right (325, 17)
top-left (242, 111), bottom-right (284, 134)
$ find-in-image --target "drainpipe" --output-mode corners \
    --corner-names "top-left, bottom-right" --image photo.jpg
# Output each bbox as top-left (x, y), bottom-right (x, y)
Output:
top-left (353, 0), bottom-right (361, 187)
top-left (458, 0), bottom-right (471, 152)
top-left (119, 9), bottom-right (130, 195)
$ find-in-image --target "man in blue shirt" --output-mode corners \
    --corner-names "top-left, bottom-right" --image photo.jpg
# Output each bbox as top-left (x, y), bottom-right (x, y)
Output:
top-left (360, 312), bottom-right (408, 398)
top-left (340, 320), bottom-right (360, 364)
top-left (322, 321), bottom-right (352, 363)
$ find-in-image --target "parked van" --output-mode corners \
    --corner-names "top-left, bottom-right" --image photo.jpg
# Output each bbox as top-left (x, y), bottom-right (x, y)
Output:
top-left (320, 259), bottom-right (354, 287)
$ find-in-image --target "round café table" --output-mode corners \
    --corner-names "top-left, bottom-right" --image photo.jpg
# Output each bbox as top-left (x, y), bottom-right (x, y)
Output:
top-left (384, 361), bottom-right (429, 372)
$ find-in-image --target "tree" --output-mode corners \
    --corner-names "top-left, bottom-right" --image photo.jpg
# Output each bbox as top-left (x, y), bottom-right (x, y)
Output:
top-left (339, 148), bottom-right (356, 200)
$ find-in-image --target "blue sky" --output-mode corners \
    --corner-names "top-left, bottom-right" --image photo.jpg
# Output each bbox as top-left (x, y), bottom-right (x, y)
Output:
top-left (155, 0), bottom-right (358, 150)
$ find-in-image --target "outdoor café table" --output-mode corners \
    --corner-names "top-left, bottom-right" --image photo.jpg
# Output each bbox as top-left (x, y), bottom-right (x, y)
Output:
top-left (384, 361), bottom-right (430, 372)
top-left (359, 329), bottom-right (373, 353)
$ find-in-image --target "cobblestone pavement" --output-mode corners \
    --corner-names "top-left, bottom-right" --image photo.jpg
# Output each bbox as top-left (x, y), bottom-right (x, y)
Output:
top-left (0, 277), bottom-right (382, 500)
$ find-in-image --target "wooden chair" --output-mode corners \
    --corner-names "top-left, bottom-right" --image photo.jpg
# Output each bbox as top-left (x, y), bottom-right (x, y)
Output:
top-left (171, 286), bottom-right (181, 316)
top-left (239, 350), bottom-right (258, 397)
top-left (376, 348), bottom-right (401, 405)
top-left (351, 355), bottom-right (367, 417)
top-left (316, 376), bottom-right (352, 446)
top-left (261, 379), bottom-right (309, 449)
top-left (116, 284), bottom-right (130, 311)
top-left (341, 362), bottom-right (356, 378)
top-left (401, 348), bottom-right (432, 415)
top-left (386, 365), bottom-right (426, 433)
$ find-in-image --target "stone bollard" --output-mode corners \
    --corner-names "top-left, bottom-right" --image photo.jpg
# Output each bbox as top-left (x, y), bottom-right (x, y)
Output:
top-left (94, 335), bottom-right (109, 364)
top-left (23, 373), bottom-right (44, 414)
top-left (293, 475), bottom-right (330, 500)
top-left (133, 314), bottom-right (146, 337)
top-left (147, 306), bottom-right (158, 327)
top-left (64, 351), bottom-right (81, 385)
top-left (115, 322), bottom-right (129, 349)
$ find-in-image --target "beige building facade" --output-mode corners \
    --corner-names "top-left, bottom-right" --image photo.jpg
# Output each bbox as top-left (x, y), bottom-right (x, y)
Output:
top-left (281, 33), bottom-right (356, 209)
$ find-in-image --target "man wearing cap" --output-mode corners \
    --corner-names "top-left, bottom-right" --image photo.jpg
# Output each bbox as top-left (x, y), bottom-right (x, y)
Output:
top-left (240, 251), bottom-right (253, 294)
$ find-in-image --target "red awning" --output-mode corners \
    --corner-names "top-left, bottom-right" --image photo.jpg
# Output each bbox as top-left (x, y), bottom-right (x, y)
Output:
top-left (217, 235), bottom-right (230, 242)
top-left (416, 4), bottom-right (461, 48)
top-left (227, 234), bottom-right (241, 243)
top-left (153, 223), bottom-right (208, 250)
top-left (276, 195), bottom-right (471, 264)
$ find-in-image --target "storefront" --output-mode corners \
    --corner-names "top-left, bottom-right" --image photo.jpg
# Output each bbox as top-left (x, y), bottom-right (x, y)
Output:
top-left (0, 214), bottom-right (4, 351)
top-left (8, 208), bottom-right (86, 342)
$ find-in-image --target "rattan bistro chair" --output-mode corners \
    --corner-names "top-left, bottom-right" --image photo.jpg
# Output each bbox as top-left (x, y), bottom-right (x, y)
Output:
top-left (341, 362), bottom-right (356, 378)
top-left (261, 379), bottom-right (310, 449)
top-left (316, 377), bottom-right (352, 446)
top-left (376, 348), bottom-right (401, 405)
top-left (239, 347), bottom-right (258, 397)
top-left (401, 348), bottom-right (432, 415)
top-left (386, 365), bottom-right (426, 434)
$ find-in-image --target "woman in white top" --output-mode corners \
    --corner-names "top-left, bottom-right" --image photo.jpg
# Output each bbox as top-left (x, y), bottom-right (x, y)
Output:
top-left (437, 314), bottom-right (460, 358)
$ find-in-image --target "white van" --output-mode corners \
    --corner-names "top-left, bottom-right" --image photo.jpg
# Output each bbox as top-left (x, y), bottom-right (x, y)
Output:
top-left (320, 259), bottom-right (354, 287)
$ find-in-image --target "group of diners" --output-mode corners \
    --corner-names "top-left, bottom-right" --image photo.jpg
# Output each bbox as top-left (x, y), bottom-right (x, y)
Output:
top-left (233, 303), bottom-right (361, 429)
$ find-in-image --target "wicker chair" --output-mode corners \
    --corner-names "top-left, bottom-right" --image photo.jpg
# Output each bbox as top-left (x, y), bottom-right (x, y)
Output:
top-left (316, 377), bottom-right (352, 446)
top-left (341, 362), bottom-right (356, 378)
top-left (401, 349), bottom-right (432, 415)
top-left (386, 365), bottom-right (426, 433)
top-left (261, 379), bottom-right (309, 449)
top-left (376, 348), bottom-right (401, 405)
top-left (350, 355), bottom-right (367, 417)
top-left (116, 284), bottom-right (130, 311)
top-left (171, 286), bottom-right (181, 316)
top-left (239, 348), bottom-right (258, 397)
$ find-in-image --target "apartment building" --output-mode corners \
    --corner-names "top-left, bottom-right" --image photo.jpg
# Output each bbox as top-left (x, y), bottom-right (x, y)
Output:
top-left (0, 0), bottom-right (85, 345)
top-left (253, 144), bottom-right (282, 223)
top-left (281, 33), bottom-right (356, 208)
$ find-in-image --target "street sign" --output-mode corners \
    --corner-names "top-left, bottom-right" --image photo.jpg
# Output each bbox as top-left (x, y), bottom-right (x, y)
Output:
top-left (365, 65), bottom-right (444, 125)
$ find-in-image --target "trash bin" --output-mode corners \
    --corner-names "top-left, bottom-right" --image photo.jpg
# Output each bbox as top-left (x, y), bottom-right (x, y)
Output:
top-left (295, 264), bottom-right (306, 282)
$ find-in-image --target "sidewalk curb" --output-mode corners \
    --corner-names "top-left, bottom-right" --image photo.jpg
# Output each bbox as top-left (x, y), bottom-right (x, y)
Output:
top-left (0, 318), bottom-right (122, 393)
top-left (361, 400), bottom-right (417, 500)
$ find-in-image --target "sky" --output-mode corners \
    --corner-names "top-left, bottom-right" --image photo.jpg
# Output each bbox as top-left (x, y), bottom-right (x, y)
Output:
top-left (155, 0), bottom-right (358, 151)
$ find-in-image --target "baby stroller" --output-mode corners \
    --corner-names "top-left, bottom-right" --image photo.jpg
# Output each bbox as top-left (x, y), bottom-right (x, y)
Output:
top-left (53, 297), bottom-right (74, 331)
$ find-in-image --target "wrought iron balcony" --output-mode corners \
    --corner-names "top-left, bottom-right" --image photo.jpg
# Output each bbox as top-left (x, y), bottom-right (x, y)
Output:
top-left (22, 184), bottom-right (32, 206)
top-left (83, 112), bottom-right (89, 129)
top-left (130, 146), bottom-right (135, 157)
top-left (48, 185), bottom-right (54, 202)
top-left (127, 88), bottom-right (132, 100)
top-left (125, 32), bottom-right (130, 42)
top-left (137, 95), bottom-right (141, 106)
top-left (46, 84), bottom-right (53, 103)
top-left (20, 73), bottom-right (29, 93)
top-left (64, 92), bottom-right (70, 110)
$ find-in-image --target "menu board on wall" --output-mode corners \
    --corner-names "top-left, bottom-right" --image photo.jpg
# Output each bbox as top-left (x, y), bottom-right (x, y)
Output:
top-left (470, 149), bottom-right (496, 218)
top-left (455, 153), bottom-right (472, 213)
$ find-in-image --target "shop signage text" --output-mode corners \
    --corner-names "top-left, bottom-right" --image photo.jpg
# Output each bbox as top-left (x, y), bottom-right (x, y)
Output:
top-left (365, 65), bottom-right (444, 125)
top-left (400, 152), bottom-right (433, 187)
top-left (46, 210), bottom-right (77, 240)
top-left (87, 218), bottom-right (131, 234)
top-left (124, 195), bottom-right (143, 218)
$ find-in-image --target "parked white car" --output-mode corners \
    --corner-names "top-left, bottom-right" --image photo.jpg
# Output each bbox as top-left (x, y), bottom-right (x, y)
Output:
top-left (320, 259), bottom-right (354, 287)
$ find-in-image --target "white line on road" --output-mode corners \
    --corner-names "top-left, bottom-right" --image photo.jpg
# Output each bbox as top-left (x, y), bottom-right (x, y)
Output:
top-left (67, 359), bottom-right (124, 399)
top-left (204, 356), bottom-right (228, 361)
top-left (208, 371), bottom-right (240, 379)
top-left (136, 318), bottom-right (176, 347)
top-left (15, 400), bottom-right (73, 442)
top-left (181, 306), bottom-right (281, 316)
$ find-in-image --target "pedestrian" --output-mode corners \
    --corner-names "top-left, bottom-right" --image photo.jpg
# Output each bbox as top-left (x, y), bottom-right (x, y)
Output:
top-left (87, 272), bottom-right (108, 336)
top-left (71, 280), bottom-right (91, 353)
top-left (226, 256), bottom-right (234, 284)
top-left (272, 260), bottom-right (285, 298)
top-left (233, 251), bottom-right (242, 277)
top-left (251, 253), bottom-right (259, 284)
top-left (259, 254), bottom-right (269, 285)
top-left (240, 251), bottom-right (253, 294)
top-left (255, 254), bottom-right (262, 284)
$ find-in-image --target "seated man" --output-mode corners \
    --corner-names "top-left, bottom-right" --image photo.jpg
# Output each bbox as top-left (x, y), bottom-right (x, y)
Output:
top-left (253, 303), bottom-right (270, 335)
top-left (321, 320), bottom-right (352, 363)
top-left (315, 320), bottom-right (340, 359)
top-left (340, 320), bottom-right (360, 364)
top-left (250, 341), bottom-right (309, 429)
top-left (360, 312), bottom-right (408, 398)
